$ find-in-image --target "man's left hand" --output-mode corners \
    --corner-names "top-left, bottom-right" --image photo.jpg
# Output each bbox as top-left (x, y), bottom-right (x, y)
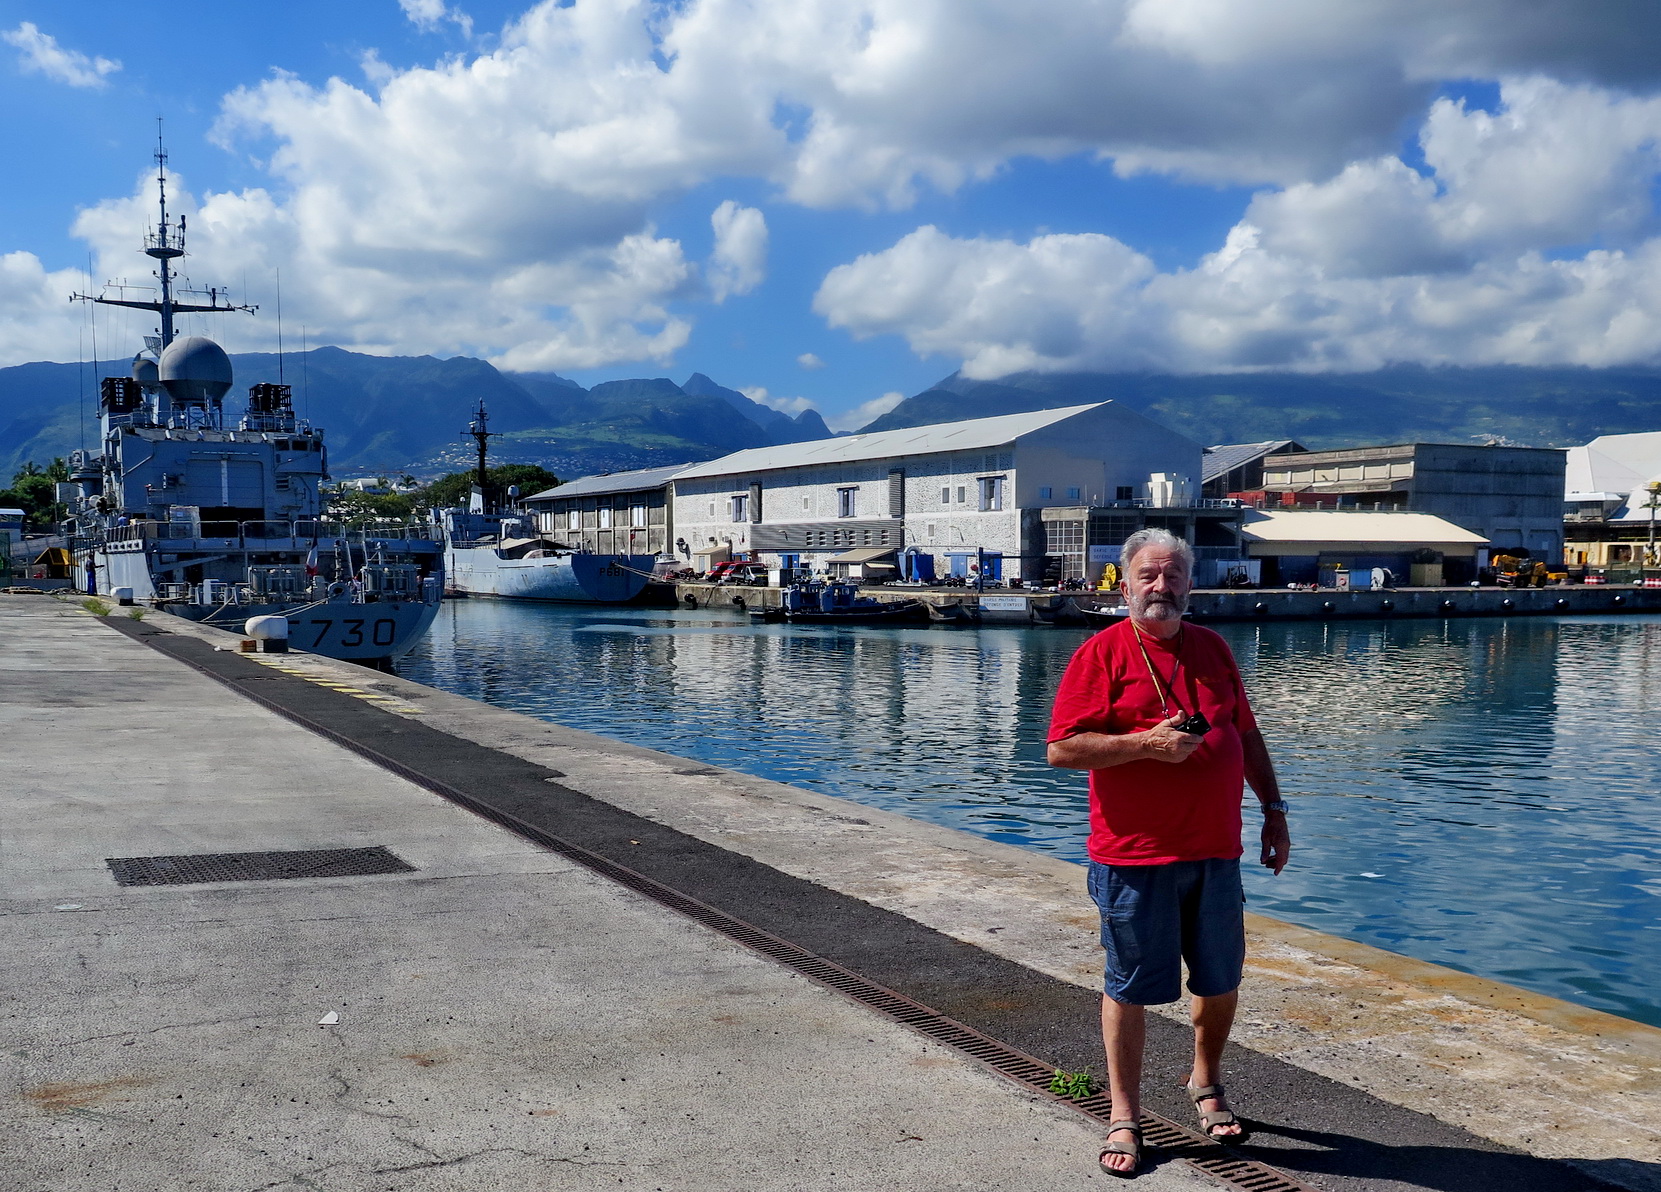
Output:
top-left (1260, 814), bottom-right (1290, 876)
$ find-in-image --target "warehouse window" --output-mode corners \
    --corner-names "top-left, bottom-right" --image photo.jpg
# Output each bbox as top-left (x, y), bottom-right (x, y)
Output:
top-left (978, 476), bottom-right (1005, 512)
top-left (837, 487), bottom-right (858, 517)
top-left (1039, 486), bottom-right (1052, 500)
top-left (730, 494), bottom-right (748, 522)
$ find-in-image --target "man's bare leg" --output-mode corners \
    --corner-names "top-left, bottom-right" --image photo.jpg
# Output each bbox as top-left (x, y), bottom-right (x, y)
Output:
top-left (1100, 995), bottom-right (1146, 1173)
top-left (1188, 989), bottom-right (1242, 1138)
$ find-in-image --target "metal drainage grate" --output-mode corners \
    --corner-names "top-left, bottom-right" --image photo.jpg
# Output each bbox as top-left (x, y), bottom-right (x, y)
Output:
top-left (138, 636), bottom-right (1313, 1192)
top-left (107, 845), bottom-right (415, 887)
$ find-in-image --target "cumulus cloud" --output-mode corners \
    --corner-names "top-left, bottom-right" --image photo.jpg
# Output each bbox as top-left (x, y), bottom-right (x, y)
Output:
top-left (11, 1), bottom-right (1661, 373)
top-left (3, 22), bottom-right (119, 88)
top-left (708, 201), bottom-right (767, 302)
top-left (0, 250), bottom-right (95, 364)
top-left (817, 76), bottom-right (1661, 374)
top-left (827, 391), bottom-right (905, 432)
top-left (739, 385), bottom-right (818, 416)
top-left (796, 352), bottom-right (825, 370)
top-left (398, 0), bottom-right (473, 37)
top-left (817, 226), bottom-right (1161, 376)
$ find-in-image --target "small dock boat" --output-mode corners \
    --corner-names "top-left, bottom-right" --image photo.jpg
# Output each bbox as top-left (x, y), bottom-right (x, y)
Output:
top-left (750, 581), bottom-right (928, 624)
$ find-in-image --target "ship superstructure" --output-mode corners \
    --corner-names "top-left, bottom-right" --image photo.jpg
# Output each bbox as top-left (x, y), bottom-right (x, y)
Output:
top-left (441, 401), bottom-right (656, 603)
top-left (66, 138), bottom-right (442, 663)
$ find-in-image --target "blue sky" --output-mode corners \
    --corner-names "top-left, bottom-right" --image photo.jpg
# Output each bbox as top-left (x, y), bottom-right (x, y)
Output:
top-left (5, 2), bottom-right (1661, 429)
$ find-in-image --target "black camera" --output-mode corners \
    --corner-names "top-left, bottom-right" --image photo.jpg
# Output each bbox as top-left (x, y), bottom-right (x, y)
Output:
top-left (1173, 710), bottom-right (1211, 737)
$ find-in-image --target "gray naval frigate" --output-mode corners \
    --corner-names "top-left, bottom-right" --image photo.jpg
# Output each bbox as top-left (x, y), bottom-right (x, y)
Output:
top-left (65, 141), bottom-right (442, 664)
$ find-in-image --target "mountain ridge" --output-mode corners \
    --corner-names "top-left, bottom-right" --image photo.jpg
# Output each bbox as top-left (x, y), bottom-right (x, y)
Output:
top-left (6, 348), bottom-right (1658, 485)
top-left (0, 349), bottom-right (834, 481)
top-left (859, 365), bottom-right (1661, 449)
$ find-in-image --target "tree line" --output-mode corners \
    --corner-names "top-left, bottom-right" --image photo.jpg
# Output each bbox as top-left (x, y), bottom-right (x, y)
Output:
top-left (0, 459), bottom-right (561, 533)
top-left (0, 459), bottom-right (70, 531)
top-left (326, 464), bottom-right (561, 526)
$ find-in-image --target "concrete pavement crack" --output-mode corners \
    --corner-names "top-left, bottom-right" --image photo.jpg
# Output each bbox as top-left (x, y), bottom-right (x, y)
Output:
top-left (326, 1065), bottom-right (414, 1125)
top-left (371, 1146), bottom-right (548, 1174)
top-left (50, 1013), bottom-right (267, 1048)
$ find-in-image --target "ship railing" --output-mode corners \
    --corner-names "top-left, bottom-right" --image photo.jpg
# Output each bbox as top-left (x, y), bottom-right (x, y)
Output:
top-left (100, 519), bottom-right (439, 549)
top-left (348, 524), bottom-right (440, 542)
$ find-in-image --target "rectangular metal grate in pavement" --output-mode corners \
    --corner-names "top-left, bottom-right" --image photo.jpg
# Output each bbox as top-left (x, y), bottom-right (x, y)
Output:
top-left (106, 845), bottom-right (415, 886)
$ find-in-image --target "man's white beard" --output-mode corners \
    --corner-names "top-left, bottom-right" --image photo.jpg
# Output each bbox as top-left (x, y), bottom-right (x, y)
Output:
top-left (1128, 591), bottom-right (1188, 621)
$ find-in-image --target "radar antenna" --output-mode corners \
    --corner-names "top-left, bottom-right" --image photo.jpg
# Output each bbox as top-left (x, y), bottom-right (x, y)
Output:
top-left (70, 122), bottom-right (256, 349)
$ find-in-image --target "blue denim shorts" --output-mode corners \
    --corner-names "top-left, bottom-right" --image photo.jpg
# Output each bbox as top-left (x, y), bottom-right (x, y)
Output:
top-left (1087, 858), bottom-right (1245, 1005)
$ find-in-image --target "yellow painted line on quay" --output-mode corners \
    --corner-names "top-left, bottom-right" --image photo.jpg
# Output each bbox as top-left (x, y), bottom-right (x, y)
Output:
top-left (246, 654), bottom-right (423, 714)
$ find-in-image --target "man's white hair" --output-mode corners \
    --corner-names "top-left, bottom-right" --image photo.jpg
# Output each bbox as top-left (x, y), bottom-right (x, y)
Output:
top-left (1120, 528), bottom-right (1194, 574)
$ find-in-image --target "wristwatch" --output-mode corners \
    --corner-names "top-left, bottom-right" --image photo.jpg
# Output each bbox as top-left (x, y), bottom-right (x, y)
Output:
top-left (1261, 800), bottom-right (1290, 814)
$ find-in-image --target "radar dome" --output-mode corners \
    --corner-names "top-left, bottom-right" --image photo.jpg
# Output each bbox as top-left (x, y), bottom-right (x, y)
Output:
top-left (130, 354), bottom-right (160, 390)
top-left (158, 336), bottom-right (232, 407)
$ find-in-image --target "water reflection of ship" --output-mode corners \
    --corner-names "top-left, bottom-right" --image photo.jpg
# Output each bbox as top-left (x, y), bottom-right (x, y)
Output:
top-left (439, 400), bottom-right (657, 603)
top-left (66, 137), bottom-right (443, 664)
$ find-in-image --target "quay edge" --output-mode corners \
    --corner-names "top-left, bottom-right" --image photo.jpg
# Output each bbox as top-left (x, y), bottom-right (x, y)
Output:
top-left (676, 580), bottom-right (1661, 622)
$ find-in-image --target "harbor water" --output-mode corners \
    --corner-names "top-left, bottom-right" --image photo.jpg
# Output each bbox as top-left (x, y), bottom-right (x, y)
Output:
top-left (400, 601), bottom-right (1661, 1028)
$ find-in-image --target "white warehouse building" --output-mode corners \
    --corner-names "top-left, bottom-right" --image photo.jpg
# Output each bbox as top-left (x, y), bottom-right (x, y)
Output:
top-left (669, 402), bottom-right (1206, 584)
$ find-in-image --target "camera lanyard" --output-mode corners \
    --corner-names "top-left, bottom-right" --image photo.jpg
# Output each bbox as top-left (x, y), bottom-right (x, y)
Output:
top-left (1130, 623), bottom-right (1187, 721)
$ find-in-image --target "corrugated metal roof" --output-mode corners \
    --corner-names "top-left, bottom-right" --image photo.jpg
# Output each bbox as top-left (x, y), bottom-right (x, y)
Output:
top-left (1241, 508), bottom-right (1488, 545)
top-left (672, 404), bottom-right (1105, 480)
top-left (1202, 440), bottom-right (1299, 484)
top-left (523, 462), bottom-right (696, 502)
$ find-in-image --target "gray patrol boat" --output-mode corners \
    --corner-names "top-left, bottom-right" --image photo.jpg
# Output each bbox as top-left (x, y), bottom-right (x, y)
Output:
top-left (65, 140), bottom-right (442, 664)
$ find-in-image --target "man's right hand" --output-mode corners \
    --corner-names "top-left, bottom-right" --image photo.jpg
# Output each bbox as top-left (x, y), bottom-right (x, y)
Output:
top-left (1142, 714), bottom-right (1204, 763)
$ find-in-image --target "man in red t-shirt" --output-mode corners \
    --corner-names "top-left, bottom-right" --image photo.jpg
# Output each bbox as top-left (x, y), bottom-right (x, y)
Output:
top-left (1048, 529), bottom-right (1290, 1177)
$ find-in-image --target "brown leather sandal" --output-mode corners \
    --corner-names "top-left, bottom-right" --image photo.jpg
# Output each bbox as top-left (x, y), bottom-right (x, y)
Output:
top-left (1098, 1120), bottom-right (1143, 1177)
top-left (1186, 1083), bottom-right (1250, 1143)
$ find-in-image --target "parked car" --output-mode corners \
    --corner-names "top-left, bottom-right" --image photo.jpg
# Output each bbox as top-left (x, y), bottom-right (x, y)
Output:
top-left (707, 560), bottom-right (768, 585)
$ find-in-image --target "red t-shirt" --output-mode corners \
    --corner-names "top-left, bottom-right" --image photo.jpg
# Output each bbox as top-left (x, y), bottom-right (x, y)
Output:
top-left (1048, 618), bottom-right (1257, 865)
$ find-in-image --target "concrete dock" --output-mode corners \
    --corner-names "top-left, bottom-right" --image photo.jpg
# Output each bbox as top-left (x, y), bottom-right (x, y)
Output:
top-left (4, 593), bottom-right (1659, 1191)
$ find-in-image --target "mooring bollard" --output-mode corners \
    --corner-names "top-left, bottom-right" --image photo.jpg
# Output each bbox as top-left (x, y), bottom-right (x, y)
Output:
top-left (245, 614), bottom-right (290, 653)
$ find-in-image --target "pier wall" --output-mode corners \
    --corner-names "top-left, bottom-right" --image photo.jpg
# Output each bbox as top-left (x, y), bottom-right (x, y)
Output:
top-left (676, 580), bottom-right (1661, 624)
top-left (1185, 582), bottom-right (1661, 620)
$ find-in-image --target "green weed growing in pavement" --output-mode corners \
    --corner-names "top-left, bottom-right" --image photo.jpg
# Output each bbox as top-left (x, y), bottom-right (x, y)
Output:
top-left (81, 597), bottom-right (111, 616)
top-left (126, 607), bottom-right (145, 620)
top-left (1049, 1069), bottom-right (1096, 1100)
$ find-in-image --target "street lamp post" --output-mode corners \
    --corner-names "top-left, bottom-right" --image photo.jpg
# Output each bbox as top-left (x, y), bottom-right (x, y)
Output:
top-left (1647, 482), bottom-right (1661, 569)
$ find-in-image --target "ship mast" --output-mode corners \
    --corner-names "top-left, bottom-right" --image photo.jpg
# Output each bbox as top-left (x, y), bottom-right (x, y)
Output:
top-left (72, 125), bottom-right (256, 350)
top-left (464, 399), bottom-right (499, 499)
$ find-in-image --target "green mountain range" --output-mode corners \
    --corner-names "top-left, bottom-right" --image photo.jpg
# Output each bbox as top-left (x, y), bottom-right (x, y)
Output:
top-left (0, 349), bottom-right (831, 481)
top-left (5, 347), bottom-right (1657, 488)
top-left (866, 366), bottom-right (1661, 449)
